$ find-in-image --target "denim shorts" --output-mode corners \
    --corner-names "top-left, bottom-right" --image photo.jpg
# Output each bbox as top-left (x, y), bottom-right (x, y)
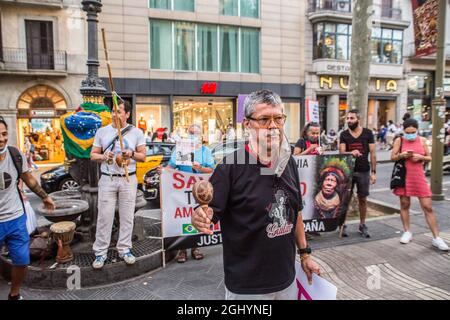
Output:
top-left (0, 214), bottom-right (30, 266)
top-left (351, 171), bottom-right (371, 198)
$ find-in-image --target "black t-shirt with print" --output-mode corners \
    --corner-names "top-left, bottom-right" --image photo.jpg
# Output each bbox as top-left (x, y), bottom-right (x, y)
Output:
top-left (209, 145), bottom-right (303, 295)
top-left (340, 128), bottom-right (375, 172)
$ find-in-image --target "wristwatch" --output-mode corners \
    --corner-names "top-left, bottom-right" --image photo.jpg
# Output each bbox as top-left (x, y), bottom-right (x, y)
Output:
top-left (131, 151), bottom-right (135, 159)
top-left (298, 246), bottom-right (312, 255)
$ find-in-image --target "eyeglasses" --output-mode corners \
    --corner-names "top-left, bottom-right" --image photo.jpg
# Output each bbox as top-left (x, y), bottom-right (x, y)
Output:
top-left (247, 114), bottom-right (287, 128)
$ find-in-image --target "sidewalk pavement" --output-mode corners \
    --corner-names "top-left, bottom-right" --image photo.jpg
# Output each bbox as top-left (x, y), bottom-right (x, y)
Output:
top-left (1, 186), bottom-right (450, 300)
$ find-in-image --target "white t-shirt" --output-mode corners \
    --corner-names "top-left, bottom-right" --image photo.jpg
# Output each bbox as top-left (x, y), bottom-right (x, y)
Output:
top-left (0, 149), bottom-right (30, 222)
top-left (93, 124), bottom-right (146, 175)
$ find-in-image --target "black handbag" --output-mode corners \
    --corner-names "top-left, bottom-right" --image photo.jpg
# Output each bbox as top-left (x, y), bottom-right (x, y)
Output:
top-left (390, 138), bottom-right (406, 189)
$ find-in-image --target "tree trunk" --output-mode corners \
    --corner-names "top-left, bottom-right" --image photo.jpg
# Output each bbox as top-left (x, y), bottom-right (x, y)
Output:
top-left (347, 0), bottom-right (373, 127)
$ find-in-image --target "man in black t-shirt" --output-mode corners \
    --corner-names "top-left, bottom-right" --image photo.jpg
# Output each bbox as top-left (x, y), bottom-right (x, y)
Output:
top-left (192, 90), bottom-right (321, 299)
top-left (339, 109), bottom-right (377, 238)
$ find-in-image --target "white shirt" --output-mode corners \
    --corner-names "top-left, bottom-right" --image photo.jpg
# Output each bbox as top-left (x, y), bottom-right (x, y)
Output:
top-left (93, 124), bottom-right (146, 175)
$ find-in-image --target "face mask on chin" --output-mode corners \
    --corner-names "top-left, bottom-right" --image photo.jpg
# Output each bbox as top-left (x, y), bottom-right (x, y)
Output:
top-left (0, 145), bottom-right (8, 155)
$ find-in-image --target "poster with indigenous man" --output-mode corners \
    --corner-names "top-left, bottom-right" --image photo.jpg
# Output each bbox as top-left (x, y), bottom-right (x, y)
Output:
top-left (295, 154), bottom-right (354, 233)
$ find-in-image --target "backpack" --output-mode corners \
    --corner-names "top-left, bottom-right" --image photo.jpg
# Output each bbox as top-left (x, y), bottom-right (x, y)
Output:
top-left (7, 146), bottom-right (26, 216)
top-left (7, 146), bottom-right (23, 178)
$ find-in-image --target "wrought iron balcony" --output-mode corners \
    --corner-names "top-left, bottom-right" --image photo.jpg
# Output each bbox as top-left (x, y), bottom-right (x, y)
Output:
top-left (0, 47), bottom-right (67, 74)
top-left (308, 0), bottom-right (403, 21)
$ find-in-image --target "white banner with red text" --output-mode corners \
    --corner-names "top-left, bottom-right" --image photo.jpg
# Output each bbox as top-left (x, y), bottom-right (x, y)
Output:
top-left (160, 169), bottom-right (221, 250)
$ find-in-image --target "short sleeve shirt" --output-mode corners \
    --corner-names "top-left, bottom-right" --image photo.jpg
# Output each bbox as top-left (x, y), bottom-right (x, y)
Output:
top-left (93, 124), bottom-right (146, 175)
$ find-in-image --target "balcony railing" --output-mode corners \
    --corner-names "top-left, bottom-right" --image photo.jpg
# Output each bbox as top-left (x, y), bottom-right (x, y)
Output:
top-left (0, 48), bottom-right (67, 73)
top-left (308, 0), bottom-right (403, 20)
top-left (0, 0), bottom-right (63, 8)
top-left (308, 0), bottom-right (352, 13)
top-left (377, 5), bottom-right (402, 20)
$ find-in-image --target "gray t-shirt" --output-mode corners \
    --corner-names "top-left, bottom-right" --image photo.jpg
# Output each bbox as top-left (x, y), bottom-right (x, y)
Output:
top-left (93, 124), bottom-right (146, 175)
top-left (0, 149), bottom-right (30, 222)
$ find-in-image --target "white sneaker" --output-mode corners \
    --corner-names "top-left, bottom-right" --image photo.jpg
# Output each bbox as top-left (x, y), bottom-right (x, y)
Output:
top-left (432, 237), bottom-right (449, 251)
top-left (92, 255), bottom-right (107, 270)
top-left (400, 231), bottom-right (413, 244)
top-left (120, 251), bottom-right (136, 265)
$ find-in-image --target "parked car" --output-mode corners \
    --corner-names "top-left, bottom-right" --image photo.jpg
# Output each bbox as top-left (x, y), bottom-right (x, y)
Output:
top-left (40, 166), bottom-right (79, 194)
top-left (41, 142), bottom-right (176, 194)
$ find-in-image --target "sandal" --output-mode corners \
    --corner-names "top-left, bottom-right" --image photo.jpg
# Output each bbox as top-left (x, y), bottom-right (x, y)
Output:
top-left (176, 250), bottom-right (187, 263)
top-left (191, 248), bottom-right (204, 260)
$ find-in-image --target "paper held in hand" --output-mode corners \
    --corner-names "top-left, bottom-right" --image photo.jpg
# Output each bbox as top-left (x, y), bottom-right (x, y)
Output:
top-left (295, 260), bottom-right (337, 300)
top-left (175, 139), bottom-right (195, 166)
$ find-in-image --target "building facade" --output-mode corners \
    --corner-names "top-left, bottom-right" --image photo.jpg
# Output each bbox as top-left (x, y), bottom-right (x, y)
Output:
top-left (305, 0), bottom-right (450, 133)
top-left (0, 0), bottom-right (86, 163)
top-left (98, 0), bottom-right (306, 143)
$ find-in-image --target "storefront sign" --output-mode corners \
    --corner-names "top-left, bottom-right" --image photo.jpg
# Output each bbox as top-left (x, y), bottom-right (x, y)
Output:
top-left (200, 82), bottom-right (218, 94)
top-left (31, 109), bottom-right (55, 117)
top-left (161, 170), bottom-right (221, 250)
top-left (319, 76), bottom-right (398, 92)
top-left (296, 154), bottom-right (354, 232)
top-left (326, 63), bottom-right (350, 73)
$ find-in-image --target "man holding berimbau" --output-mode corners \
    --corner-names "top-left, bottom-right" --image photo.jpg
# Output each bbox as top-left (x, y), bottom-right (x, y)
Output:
top-left (90, 100), bottom-right (146, 270)
top-left (192, 90), bottom-right (321, 300)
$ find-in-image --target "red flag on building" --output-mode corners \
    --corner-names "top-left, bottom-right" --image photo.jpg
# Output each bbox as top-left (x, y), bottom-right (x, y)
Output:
top-left (411, 0), bottom-right (439, 57)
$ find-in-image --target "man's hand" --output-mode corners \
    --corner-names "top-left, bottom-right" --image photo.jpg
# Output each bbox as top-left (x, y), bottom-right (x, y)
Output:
top-left (192, 161), bottom-right (202, 171)
top-left (192, 206), bottom-right (214, 235)
top-left (308, 144), bottom-right (319, 153)
top-left (122, 149), bottom-right (133, 160)
top-left (43, 196), bottom-right (55, 212)
top-left (370, 173), bottom-right (377, 185)
top-left (351, 150), bottom-right (362, 157)
top-left (104, 151), bottom-right (114, 162)
top-left (301, 256), bottom-right (321, 285)
top-left (156, 165), bottom-right (163, 175)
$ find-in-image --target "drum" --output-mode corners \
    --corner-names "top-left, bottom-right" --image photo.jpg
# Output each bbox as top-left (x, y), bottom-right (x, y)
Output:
top-left (50, 221), bottom-right (76, 263)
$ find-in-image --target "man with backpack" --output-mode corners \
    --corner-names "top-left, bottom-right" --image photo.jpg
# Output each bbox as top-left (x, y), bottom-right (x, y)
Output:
top-left (0, 116), bottom-right (55, 300)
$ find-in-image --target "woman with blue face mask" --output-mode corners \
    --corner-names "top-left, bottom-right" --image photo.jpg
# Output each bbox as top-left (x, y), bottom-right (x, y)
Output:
top-left (391, 119), bottom-right (449, 251)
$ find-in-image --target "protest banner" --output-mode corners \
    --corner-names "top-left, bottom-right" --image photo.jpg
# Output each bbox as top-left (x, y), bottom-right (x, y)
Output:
top-left (161, 169), bottom-right (221, 250)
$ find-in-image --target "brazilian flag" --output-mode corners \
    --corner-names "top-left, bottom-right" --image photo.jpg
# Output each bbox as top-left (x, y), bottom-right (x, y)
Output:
top-left (61, 102), bottom-right (112, 159)
top-left (182, 224), bottom-right (198, 235)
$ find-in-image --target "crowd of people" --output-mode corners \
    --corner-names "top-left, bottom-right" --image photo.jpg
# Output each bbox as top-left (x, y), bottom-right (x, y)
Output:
top-left (1, 90), bottom-right (449, 300)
